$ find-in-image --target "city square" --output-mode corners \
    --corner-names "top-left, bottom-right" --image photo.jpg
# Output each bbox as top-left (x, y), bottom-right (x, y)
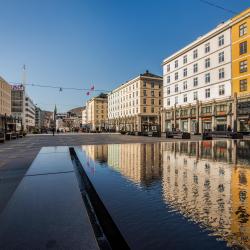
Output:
top-left (0, 1), bottom-right (250, 249)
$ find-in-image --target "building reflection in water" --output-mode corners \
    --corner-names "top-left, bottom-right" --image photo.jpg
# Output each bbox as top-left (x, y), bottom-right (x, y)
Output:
top-left (162, 140), bottom-right (250, 249)
top-left (107, 143), bottom-right (162, 185)
top-left (81, 140), bottom-right (250, 249)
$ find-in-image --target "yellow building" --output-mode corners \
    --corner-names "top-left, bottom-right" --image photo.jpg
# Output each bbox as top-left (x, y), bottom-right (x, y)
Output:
top-left (231, 166), bottom-right (250, 249)
top-left (0, 77), bottom-right (11, 116)
top-left (86, 93), bottom-right (108, 131)
top-left (232, 8), bottom-right (250, 96)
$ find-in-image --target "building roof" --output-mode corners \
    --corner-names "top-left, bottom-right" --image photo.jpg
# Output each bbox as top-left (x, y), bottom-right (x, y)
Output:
top-left (108, 70), bottom-right (163, 96)
top-left (140, 70), bottom-right (162, 79)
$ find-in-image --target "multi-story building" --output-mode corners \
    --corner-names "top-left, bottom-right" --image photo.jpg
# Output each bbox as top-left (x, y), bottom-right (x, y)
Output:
top-left (231, 8), bottom-right (250, 132)
top-left (108, 71), bottom-right (163, 132)
top-left (24, 96), bottom-right (35, 131)
top-left (162, 20), bottom-right (232, 133)
top-left (11, 84), bottom-right (35, 131)
top-left (0, 77), bottom-right (11, 131)
top-left (35, 106), bottom-right (42, 130)
top-left (162, 8), bottom-right (250, 134)
top-left (40, 110), bottom-right (53, 130)
top-left (0, 77), bottom-right (11, 116)
top-left (86, 93), bottom-right (108, 131)
top-left (11, 84), bottom-right (26, 129)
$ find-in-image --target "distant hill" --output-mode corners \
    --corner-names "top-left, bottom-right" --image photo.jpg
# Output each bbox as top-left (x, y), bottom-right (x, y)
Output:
top-left (67, 107), bottom-right (84, 116)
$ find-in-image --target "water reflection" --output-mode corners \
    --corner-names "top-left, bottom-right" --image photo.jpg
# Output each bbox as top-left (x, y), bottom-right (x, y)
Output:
top-left (80, 140), bottom-right (250, 249)
top-left (82, 144), bottom-right (162, 185)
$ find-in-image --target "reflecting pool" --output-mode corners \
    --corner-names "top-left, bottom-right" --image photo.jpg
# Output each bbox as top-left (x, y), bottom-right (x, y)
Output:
top-left (75, 140), bottom-right (250, 250)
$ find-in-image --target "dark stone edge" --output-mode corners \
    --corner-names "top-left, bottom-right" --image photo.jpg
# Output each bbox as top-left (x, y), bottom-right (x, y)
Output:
top-left (69, 147), bottom-right (130, 250)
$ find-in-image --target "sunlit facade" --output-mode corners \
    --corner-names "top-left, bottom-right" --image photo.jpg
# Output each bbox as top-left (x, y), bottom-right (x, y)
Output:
top-left (86, 93), bottom-right (108, 131)
top-left (0, 77), bottom-right (11, 116)
top-left (162, 8), bottom-right (250, 133)
top-left (108, 71), bottom-right (163, 132)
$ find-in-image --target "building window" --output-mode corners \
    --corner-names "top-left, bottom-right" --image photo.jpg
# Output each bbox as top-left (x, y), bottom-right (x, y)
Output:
top-left (175, 60), bottom-right (178, 68)
top-left (175, 84), bottom-right (178, 93)
top-left (183, 55), bottom-right (187, 64)
top-left (175, 72), bottom-right (178, 80)
top-left (183, 81), bottom-right (187, 90)
top-left (240, 60), bottom-right (247, 73)
top-left (193, 49), bottom-right (198, 59)
top-left (205, 58), bottom-right (210, 68)
top-left (151, 90), bottom-right (154, 97)
top-left (143, 81), bottom-right (147, 87)
top-left (205, 88), bottom-right (210, 98)
top-left (219, 85), bottom-right (225, 95)
top-left (159, 91), bottom-right (161, 97)
top-left (167, 87), bottom-right (170, 94)
top-left (218, 35), bottom-right (224, 46)
top-left (205, 73), bottom-right (210, 83)
top-left (239, 23), bottom-right (247, 37)
top-left (193, 91), bottom-right (198, 101)
top-left (183, 68), bottom-right (187, 77)
top-left (143, 98), bottom-right (146, 104)
top-left (143, 107), bottom-right (147, 113)
top-left (240, 41), bottom-right (247, 55)
top-left (167, 76), bottom-right (170, 83)
top-left (219, 68), bottom-right (225, 79)
top-left (183, 94), bottom-right (187, 103)
top-left (205, 43), bottom-right (210, 53)
top-left (151, 99), bottom-right (154, 105)
top-left (219, 51), bottom-right (224, 63)
top-left (175, 96), bottom-right (178, 104)
top-left (240, 79), bottom-right (247, 92)
top-left (151, 107), bottom-right (154, 113)
top-left (202, 106), bottom-right (212, 114)
top-left (167, 98), bottom-right (170, 106)
top-left (143, 90), bottom-right (147, 96)
top-left (167, 64), bottom-right (170, 72)
top-left (193, 63), bottom-right (198, 73)
top-left (151, 81), bottom-right (155, 88)
top-left (159, 99), bottom-right (162, 105)
top-left (193, 77), bottom-right (198, 87)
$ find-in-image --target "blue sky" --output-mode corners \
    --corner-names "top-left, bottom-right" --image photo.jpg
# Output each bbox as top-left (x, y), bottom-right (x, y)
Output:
top-left (0, 0), bottom-right (248, 112)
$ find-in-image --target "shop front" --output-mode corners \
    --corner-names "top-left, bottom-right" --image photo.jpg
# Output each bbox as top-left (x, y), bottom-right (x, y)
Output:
top-left (238, 116), bottom-right (250, 133)
top-left (180, 120), bottom-right (188, 132)
top-left (202, 118), bottom-right (212, 132)
top-left (237, 100), bottom-right (250, 134)
top-left (215, 116), bottom-right (227, 131)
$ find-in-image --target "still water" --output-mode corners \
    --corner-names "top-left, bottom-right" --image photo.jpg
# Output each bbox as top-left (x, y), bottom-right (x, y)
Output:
top-left (75, 140), bottom-right (250, 250)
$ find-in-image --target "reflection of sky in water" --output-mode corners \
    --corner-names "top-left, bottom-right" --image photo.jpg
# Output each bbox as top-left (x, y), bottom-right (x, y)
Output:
top-left (75, 140), bottom-right (250, 250)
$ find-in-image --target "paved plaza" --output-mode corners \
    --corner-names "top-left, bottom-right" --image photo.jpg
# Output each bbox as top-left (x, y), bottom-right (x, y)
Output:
top-left (0, 133), bottom-right (183, 214)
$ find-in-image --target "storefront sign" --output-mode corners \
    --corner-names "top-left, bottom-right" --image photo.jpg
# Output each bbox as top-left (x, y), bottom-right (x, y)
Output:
top-left (11, 85), bottom-right (24, 91)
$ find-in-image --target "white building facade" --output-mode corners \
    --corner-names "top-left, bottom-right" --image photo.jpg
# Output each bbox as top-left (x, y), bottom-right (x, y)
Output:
top-left (25, 96), bottom-right (35, 131)
top-left (162, 21), bottom-right (233, 133)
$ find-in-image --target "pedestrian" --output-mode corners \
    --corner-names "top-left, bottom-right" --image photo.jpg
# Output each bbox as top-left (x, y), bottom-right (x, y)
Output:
top-left (52, 127), bottom-right (55, 136)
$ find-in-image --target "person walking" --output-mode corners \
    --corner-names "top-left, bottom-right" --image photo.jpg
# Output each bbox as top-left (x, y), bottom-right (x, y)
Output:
top-left (52, 127), bottom-right (55, 136)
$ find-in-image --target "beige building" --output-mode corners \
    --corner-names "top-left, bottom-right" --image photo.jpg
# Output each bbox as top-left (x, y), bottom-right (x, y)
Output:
top-left (86, 93), bottom-right (108, 131)
top-left (108, 71), bottom-right (163, 132)
top-left (0, 77), bottom-right (11, 116)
